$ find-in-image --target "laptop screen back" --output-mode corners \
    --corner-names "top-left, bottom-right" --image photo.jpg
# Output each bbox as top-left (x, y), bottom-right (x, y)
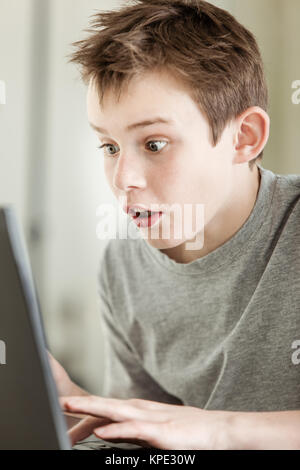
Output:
top-left (0, 206), bottom-right (70, 450)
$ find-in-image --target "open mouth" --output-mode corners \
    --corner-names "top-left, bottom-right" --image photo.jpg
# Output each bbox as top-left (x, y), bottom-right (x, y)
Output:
top-left (131, 211), bottom-right (163, 228)
top-left (132, 210), bottom-right (154, 219)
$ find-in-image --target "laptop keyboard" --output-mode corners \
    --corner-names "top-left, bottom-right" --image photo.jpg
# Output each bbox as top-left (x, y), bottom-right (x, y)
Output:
top-left (72, 439), bottom-right (113, 450)
top-left (72, 437), bottom-right (143, 451)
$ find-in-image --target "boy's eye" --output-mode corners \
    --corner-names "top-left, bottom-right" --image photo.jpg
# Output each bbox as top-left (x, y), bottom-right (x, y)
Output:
top-left (97, 140), bottom-right (167, 157)
top-left (145, 140), bottom-right (167, 152)
top-left (98, 143), bottom-right (119, 156)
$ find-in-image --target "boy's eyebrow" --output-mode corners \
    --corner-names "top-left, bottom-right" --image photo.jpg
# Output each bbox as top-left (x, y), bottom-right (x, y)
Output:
top-left (88, 117), bottom-right (174, 135)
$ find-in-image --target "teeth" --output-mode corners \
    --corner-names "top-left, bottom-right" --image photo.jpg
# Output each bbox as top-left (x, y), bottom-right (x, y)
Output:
top-left (132, 208), bottom-right (148, 214)
top-left (130, 209), bottom-right (152, 218)
top-left (136, 211), bottom-right (149, 217)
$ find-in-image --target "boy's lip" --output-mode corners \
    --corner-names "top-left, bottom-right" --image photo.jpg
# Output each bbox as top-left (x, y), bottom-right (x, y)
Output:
top-left (124, 204), bottom-right (164, 216)
top-left (132, 211), bottom-right (163, 228)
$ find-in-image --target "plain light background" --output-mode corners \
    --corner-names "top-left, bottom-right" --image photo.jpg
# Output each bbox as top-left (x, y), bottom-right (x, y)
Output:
top-left (0, 0), bottom-right (299, 393)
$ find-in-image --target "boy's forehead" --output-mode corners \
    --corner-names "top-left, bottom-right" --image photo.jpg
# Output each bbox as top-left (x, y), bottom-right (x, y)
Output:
top-left (87, 71), bottom-right (198, 128)
top-left (88, 69), bottom-right (191, 107)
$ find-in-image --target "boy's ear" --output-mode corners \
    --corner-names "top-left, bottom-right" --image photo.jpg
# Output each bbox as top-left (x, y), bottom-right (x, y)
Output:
top-left (233, 106), bottom-right (270, 165)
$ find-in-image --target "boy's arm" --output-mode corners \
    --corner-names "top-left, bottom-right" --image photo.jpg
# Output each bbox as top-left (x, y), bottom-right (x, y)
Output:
top-left (69, 382), bottom-right (90, 397)
top-left (48, 351), bottom-right (90, 397)
top-left (223, 409), bottom-right (300, 449)
top-left (60, 394), bottom-right (300, 449)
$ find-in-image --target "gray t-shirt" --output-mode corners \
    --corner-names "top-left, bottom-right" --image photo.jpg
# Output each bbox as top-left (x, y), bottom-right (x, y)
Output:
top-left (97, 164), bottom-right (300, 412)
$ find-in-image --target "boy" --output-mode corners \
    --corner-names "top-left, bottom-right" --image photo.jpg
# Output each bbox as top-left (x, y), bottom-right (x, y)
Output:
top-left (54, 0), bottom-right (300, 449)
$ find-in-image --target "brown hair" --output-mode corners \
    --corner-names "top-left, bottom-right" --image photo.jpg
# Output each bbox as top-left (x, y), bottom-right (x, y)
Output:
top-left (69, 0), bottom-right (269, 170)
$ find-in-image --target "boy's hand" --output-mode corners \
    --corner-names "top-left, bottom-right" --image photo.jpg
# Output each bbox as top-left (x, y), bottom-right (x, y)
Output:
top-left (65, 415), bottom-right (117, 445)
top-left (60, 395), bottom-right (232, 449)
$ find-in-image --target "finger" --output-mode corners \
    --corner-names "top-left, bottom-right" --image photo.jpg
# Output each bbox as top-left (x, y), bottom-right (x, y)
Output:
top-left (125, 398), bottom-right (174, 411)
top-left (68, 416), bottom-right (111, 446)
top-left (93, 420), bottom-right (157, 448)
top-left (60, 395), bottom-right (177, 422)
top-left (60, 395), bottom-right (153, 422)
top-left (60, 395), bottom-right (114, 419)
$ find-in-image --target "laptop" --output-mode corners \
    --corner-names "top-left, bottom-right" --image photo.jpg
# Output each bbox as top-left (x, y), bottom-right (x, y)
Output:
top-left (0, 205), bottom-right (143, 450)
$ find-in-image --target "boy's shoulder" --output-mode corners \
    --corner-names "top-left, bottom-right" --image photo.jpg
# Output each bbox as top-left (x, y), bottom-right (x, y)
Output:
top-left (267, 170), bottom-right (300, 244)
top-left (97, 236), bottom-right (143, 283)
top-left (271, 170), bottom-right (300, 209)
top-left (101, 236), bottom-right (142, 263)
top-left (277, 171), bottom-right (300, 189)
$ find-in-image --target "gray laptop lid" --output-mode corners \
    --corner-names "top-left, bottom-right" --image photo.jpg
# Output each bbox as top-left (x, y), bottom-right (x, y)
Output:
top-left (0, 206), bottom-right (71, 450)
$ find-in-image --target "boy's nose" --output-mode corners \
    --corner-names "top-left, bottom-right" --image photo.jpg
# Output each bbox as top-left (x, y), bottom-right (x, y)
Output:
top-left (112, 155), bottom-right (147, 192)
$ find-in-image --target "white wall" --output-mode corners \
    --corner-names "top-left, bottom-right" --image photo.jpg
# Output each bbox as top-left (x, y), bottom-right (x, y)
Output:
top-left (0, 0), bottom-right (33, 224)
top-left (232, 0), bottom-right (300, 174)
top-left (210, 0), bottom-right (300, 174)
top-left (42, 0), bottom-right (121, 393)
top-left (0, 0), bottom-right (122, 394)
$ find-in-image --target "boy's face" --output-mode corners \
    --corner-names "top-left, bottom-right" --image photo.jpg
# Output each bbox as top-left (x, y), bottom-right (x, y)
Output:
top-left (87, 69), bottom-right (255, 254)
